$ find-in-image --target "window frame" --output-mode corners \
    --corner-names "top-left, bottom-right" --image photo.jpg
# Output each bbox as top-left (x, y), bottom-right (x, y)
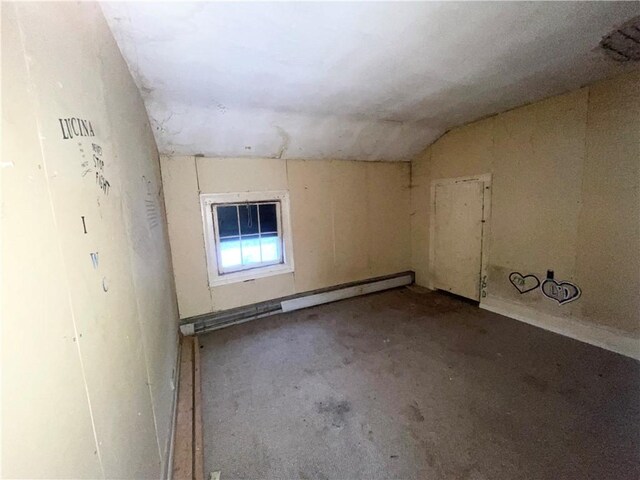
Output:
top-left (200, 191), bottom-right (295, 287)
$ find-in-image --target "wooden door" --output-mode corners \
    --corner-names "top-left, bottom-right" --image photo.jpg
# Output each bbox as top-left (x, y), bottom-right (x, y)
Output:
top-left (432, 181), bottom-right (484, 300)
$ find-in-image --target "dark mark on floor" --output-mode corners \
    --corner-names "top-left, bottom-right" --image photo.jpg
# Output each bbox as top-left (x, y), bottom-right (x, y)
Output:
top-left (522, 374), bottom-right (549, 393)
top-left (316, 397), bottom-right (351, 428)
top-left (406, 401), bottom-right (425, 422)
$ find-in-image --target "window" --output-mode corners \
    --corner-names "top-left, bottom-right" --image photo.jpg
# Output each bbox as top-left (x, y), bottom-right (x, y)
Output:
top-left (214, 202), bottom-right (281, 272)
top-left (201, 191), bottom-right (294, 286)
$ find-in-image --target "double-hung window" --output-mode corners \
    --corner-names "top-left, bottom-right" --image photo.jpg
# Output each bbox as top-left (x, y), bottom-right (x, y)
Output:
top-left (201, 191), bottom-right (294, 286)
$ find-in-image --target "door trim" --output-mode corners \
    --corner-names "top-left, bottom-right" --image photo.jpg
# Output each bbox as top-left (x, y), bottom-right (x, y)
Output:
top-left (428, 174), bottom-right (492, 299)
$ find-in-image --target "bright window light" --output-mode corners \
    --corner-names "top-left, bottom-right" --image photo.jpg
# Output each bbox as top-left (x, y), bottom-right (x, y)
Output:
top-left (213, 202), bottom-right (283, 273)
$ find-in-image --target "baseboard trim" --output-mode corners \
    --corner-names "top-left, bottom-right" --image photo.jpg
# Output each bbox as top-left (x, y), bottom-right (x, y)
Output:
top-left (480, 295), bottom-right (639, 360)
top-left (180, 271), bottom-right (414, 336)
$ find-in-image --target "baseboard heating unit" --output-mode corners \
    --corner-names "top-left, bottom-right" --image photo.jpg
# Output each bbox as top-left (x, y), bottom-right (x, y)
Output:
top-left (179, 271), bottom-right (414, 336)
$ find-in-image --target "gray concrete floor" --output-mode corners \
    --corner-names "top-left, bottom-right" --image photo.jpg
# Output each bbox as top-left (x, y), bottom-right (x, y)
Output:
top-left (200, 287), bottom-right (640, 480)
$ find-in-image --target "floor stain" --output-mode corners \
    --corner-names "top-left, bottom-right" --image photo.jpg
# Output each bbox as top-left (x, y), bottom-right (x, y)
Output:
top-left (316, 397), bottom-right (352, 428)
top-left (299, 468), bottom-right (328, 480)
top-left (522, 374), bottom-right (549, 393)
top-left (405, 401), bottom-right (425, 422)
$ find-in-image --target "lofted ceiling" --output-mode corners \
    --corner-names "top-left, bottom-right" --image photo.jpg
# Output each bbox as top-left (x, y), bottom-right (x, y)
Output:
top-left (101, 2), bottom-right (640, 161)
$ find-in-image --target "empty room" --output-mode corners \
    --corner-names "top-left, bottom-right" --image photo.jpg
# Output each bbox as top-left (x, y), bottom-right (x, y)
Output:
top-left (2, 1), bottom-right (640, 479)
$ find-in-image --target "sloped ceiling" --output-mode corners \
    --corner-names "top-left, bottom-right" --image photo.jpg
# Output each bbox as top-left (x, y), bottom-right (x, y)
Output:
top-left (101, 2), bottom-right (639, 161)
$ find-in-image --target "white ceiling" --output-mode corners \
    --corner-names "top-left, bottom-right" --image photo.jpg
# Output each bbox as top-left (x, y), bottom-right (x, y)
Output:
top-left (101, 2), bottom-right (639, 161)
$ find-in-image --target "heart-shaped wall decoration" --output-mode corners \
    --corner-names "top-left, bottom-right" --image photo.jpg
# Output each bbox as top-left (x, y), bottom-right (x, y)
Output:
top-left (509, 272), bottom-right (540, 294)
top-left (541, 278), bottom-right (581, 305)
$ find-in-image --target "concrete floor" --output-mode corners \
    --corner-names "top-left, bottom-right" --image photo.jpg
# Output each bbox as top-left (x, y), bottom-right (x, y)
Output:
top-left (200, 288), bottom-right (640, 480)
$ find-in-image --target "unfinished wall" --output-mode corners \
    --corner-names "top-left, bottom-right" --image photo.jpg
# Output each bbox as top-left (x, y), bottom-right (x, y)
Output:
top-left (1, 3), bottom-right (179, 478)
top-left (411, 71), bottom-right (640, 356)
top-left (161, 156), bottom-right (411, 317)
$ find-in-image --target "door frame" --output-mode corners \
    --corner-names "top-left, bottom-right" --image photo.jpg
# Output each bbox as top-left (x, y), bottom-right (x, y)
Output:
top-left (428, 174), bottom-right (492, 300)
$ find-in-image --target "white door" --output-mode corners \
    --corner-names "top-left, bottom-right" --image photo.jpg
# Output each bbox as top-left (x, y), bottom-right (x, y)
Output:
top-left (432, 180), bottom-right (484, 300)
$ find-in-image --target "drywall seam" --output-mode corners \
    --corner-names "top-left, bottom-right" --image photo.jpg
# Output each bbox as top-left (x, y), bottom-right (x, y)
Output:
top-left (365, 163), bottom-right (372, 271)
top-left (14, 9), bottom-right (106, 477)
top-left (480, 295), bottom-right (639, 360)
top-left (164, 336), bottom-right (182, 480)
top-left (1, 5), bottom-right (5, 477)
top-left (330, 163), bottom-right (337, 267)
top-left (571, 85), bottom-right (591, 280)
top-left (285, 158), bottom-right (291, 188)
top-left (285, 159), bottom-right (298, 286)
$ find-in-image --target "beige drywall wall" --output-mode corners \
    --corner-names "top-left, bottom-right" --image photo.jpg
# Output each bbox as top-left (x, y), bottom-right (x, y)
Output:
top-left (411, 71), bottom-right (640, 341)
top-left (160, 156), bottom-right (411, 317)
top-left (1, 3), bottom-right (179, 478)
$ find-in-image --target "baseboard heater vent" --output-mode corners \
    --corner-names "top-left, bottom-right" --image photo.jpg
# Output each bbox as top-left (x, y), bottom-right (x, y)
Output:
top-left (179, 271), bottom-right (414, 336)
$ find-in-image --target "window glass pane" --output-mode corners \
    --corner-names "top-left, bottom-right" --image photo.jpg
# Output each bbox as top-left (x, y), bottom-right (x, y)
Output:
top-left (260, 233), bottom-right (280, 263)
top-left (219, 237), bottom-right (241, 268)
top-left (216, 205), bottom-right (239, 237)
top-left (259, 203), bottom-right (278, 233)
top-left (239, 204), bottom-right (259, 235)
top-left (240, 235), bottom-right (261, 264)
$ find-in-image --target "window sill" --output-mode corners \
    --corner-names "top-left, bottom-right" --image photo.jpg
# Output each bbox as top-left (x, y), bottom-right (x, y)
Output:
top-left (208, 264), bottom-right (294, 287)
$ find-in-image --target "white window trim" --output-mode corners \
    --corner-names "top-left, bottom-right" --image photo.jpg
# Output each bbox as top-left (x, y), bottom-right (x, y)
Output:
top-left (200, 191), bottom-right (295, 287)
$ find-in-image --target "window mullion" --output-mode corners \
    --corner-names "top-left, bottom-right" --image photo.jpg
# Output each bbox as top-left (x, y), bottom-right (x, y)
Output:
top-left (236, 205), bottom-right (244, 266)
top-left (257, 203), bottom-right (263, 263)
